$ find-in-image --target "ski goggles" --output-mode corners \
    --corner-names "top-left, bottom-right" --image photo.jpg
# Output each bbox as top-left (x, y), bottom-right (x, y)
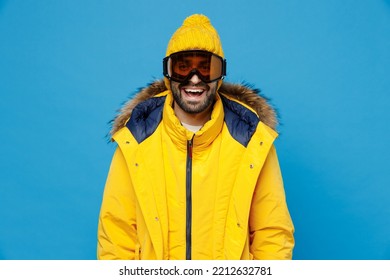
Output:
top-left (163, 50), bottom-right (226, 83)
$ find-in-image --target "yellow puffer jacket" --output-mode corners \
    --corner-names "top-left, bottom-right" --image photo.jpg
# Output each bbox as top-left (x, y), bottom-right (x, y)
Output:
top-left (97, 80), bottom-right (294, 260)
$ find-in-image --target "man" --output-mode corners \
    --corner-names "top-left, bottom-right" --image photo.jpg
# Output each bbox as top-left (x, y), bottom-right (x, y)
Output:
top-left (97, 14), bottom-right (294, 260)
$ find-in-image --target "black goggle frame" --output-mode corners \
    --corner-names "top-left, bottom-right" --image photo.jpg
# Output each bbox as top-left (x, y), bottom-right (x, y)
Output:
top-left (163, 50), bottom-right (227, 84)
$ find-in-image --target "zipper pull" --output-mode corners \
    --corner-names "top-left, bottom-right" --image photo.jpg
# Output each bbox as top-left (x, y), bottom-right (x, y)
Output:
top-left (187, 138), bottom-right (193, 159)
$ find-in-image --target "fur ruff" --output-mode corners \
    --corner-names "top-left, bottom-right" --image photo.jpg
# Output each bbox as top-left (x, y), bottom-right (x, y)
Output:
top-left (109, 80), bottom-right (278, 137)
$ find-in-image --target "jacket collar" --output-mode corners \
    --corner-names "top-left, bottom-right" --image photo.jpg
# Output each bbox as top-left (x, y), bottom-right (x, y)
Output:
top-left (109, 79), bottom-right (278, 139)
top-left (162, 92), bottom-right (224, 151)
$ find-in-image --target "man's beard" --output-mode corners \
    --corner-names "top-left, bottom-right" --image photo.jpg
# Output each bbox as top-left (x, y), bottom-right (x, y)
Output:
top-left (171, 81), bottom-right (217, 114)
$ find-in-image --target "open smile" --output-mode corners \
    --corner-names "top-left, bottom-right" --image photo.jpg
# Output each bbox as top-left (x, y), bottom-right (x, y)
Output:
top-left (183, 88), bottom-right (205, 96)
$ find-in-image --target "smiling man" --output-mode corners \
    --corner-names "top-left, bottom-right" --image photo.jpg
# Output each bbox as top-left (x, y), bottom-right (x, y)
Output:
top-left (97, 14), bottom-right (295, 260)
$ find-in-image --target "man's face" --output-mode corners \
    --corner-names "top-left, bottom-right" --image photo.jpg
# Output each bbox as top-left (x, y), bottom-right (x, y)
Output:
top-left (170, 54), bottom-right (218, 114)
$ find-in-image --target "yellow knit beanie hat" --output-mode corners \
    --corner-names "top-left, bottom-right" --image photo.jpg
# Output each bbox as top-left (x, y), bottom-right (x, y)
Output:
top-left (166, 14), bottom-right (224, 58)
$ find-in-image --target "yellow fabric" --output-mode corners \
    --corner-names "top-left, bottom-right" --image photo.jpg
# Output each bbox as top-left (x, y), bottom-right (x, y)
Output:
top-left (97, 91), bottom-right (295, 260)
top-left (166, 14), bottom-right (224, 58)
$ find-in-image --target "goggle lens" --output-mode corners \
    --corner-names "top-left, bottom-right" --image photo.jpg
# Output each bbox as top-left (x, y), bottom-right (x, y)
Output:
top-left (163, 51), bottom-right (226, 83)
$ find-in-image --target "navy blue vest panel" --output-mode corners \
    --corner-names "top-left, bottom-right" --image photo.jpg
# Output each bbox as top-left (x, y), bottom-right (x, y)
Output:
top-left (221, 95), bottom-right (259, 147)
top-left (126, 96), bottom-right (166, 143)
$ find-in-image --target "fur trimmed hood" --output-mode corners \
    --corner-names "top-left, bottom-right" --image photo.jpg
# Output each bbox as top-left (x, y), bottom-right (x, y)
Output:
top-left (109, 80), bottom-right (278, 137)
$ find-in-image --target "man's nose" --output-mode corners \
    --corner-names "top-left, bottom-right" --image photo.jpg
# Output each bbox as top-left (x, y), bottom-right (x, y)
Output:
top-left (188, 73), bottom-right (202, 85)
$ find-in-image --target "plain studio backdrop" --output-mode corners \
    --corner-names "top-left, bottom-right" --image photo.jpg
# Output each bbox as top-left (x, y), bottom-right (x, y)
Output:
top-left (0, 0), bottom-right (389, 260)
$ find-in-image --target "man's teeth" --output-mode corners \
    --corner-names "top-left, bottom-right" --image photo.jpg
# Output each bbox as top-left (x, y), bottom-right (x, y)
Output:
top-left (184, 89), bottom-right (204, 94)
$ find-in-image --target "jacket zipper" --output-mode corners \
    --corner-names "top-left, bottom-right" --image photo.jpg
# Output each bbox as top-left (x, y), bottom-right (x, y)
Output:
top-left (186, 137), bottom-right (194, 260)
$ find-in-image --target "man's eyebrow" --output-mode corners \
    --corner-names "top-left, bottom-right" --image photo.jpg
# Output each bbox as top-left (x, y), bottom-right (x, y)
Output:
top-left (197, 61), bottom-right (210, 67)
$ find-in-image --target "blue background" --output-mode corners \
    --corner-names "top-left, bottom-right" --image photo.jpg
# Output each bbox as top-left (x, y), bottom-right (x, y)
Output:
top-left (1, 0), bottom-right (389, 260)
